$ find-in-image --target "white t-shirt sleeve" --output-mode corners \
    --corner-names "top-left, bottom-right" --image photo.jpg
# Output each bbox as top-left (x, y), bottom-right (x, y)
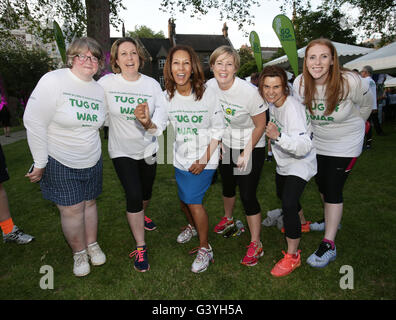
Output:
top-left (349, 74), bottom-right (373, 121)
top-left (209, 92), bottom-right (225, 141)
top-left (276, 99), bottom-right (313, 157)
top-left (23, 72), bottom-right (61, 168)
top-left (149, 83), bottom-right (169, 136)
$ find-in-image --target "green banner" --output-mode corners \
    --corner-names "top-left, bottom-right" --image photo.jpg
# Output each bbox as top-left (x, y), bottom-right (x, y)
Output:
top-left (272, 14), bottom-right (298, 77)
top-left (53, 20), bottom-right (66, 65)
top-left (249, 31), bottom-right (263, 72)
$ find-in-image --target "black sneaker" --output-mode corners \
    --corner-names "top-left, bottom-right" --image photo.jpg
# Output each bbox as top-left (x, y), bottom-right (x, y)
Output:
top-left (130, 245), bottom-right (150, 272)
top-left (144, 216), bottom-right (157, 231)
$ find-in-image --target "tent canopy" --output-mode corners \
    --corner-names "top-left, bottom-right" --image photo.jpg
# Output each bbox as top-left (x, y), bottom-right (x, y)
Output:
top-left (343, 42), bottom-right (396, 74)
top-left (264, 41), bottom-right (374, 73)
top-left (384, 77), bottom-right (396, 88)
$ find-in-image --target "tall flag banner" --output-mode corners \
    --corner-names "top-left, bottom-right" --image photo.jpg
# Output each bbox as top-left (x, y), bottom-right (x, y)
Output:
top-left (53, 20), bottom-right (66, 65)
top-left (249, 31), bottom-right (263, 72)
top-left (272, 14), bottom-right (298, 77)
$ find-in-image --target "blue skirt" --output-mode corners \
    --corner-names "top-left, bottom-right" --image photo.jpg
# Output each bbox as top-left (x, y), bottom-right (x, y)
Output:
top-left (174, 167), bottom-right (215, 204)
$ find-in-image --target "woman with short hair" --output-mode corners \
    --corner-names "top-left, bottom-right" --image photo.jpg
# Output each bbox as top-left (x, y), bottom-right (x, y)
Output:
top-left (24, 37), bottom-right (107, 277)
top-left (98, 37), bottom-right (168, 272)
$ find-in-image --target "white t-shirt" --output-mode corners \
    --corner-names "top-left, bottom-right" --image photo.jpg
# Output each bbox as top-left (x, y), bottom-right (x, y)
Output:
top-left (166, 86), bottom-right (225, 171)
top-left (269, 96), bottom-right (317, 181)
top-left (206, 77), bottom-right (268, 149)
top-left (98, 73), bottom-right (167, 160)
top-left (23, 68), bottom-right (106, 169)
top-left (293, 72), bottom-right (372, 157)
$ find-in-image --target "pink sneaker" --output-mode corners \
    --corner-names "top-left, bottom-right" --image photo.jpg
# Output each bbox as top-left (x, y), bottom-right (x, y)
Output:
top-left (241, 241), bottom-right (264, 266)
top-left (214, 217), bottom-right (234, 234)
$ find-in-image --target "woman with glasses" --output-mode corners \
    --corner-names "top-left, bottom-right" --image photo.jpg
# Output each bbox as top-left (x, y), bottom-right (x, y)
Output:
top-left (98, 38), bottom-right (167, 272)
top-left (24, 37), bottom-right (107, 277)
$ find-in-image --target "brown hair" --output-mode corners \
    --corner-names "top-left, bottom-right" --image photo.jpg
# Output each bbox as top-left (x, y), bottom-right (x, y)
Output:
top-left (258, 66), bottom-right (290, 100)
top-left (66, 37), bottom-right (104, 72)
top-left (300, 38), bottom-right (349, 115)
top-left (163, 45), bottom-right (205, 100)
top-left (110, 37), bottom-right (145, 73)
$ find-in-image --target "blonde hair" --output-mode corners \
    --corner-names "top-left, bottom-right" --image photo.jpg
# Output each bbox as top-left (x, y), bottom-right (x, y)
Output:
top-left (110, 37), bottom-right (145, 73)
top-left (209, 45), bottom-right (240, 71)
top-left (300, 38), bottom-right (350, 115)
top-left (66, 37), bottom-right (104, 71)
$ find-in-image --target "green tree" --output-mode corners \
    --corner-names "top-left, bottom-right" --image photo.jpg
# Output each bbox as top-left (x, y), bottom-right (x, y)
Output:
top-left (159, 0), bottom-right (261, 32)
top-left (324, 0), bottom-right (396, 45)
top-left (0, 36), bottom-right (55, 105)
top-left (127, 25), bottom-right (165, 39)
top-left (293, 4), bottom-right (357, 47)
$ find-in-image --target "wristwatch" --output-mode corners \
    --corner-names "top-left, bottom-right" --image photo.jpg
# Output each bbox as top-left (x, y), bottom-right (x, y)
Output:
top-left (276, 132), bottom-right (281, 142)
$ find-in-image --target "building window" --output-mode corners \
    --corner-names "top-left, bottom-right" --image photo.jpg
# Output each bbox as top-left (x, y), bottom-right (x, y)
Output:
top-left (158, 58), bottom-right (166, 69)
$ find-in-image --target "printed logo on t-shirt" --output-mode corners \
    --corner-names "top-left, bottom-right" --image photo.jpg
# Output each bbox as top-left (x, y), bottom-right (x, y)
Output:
top-left (64, 92), bottom-right (103, 126)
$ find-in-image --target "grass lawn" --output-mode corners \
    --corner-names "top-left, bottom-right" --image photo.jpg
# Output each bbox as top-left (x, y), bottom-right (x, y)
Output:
top-left (1, 122), bottom-right (395, 301)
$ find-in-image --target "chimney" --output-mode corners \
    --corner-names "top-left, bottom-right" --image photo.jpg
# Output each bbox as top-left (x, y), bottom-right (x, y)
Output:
top-left (168, 18), bottom-right (176, 47)
top-left (122, 22), bottom-right (125, 37)
top-left (222, 22), bottom-right (228, 38)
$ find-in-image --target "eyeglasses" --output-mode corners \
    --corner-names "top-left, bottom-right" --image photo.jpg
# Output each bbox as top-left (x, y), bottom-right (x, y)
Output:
top-left (75, 54), bottom-right (99, 64)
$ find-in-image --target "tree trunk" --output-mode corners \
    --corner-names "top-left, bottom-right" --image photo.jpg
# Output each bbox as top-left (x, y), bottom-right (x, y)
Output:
top-left (85, 0), bottom-right (110, 59)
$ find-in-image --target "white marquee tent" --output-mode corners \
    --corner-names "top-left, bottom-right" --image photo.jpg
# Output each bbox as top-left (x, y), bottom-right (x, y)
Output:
top-left (263, 41), bottom-right (374, 73)
top-left (343, 42), bottom-right (396, 74)
top-left (384, 76), bottom-right (396, 88)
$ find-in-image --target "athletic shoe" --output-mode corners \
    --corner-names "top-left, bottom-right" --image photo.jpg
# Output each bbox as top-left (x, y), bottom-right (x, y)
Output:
top-left (271, 250), bottom-right (301, 277)
top-left (310, 219), bottom-right (341, 232)
top-left (73, 250), bottom-right (90, 277)
top-left (87, 242), bottom-right (106, 266)
top-left (306, 241), bottom-right (337, 268)
top-left (191, 245), bottom-right (214, 273)
top-left (177, 224), bottom-right (197, 243)
top-left (2, 225), bottom-right (34, 244)
top-left (241, 241), bottom-right (264, 266)
top-left (214, 216), bottom-right (234, 234)
top-left (130, 245), bottom-right (150, 272)
top-left (144, 216), bottom-right (157, 231)
top-left (281, 221), bottom-right (311, 234)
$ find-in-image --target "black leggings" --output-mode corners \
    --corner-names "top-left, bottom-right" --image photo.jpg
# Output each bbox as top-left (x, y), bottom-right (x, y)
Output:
top-left (315, 154), bottom-right (356, 204)
top-left (276, 174), bottom-right (307, 239)
top-left (112, 155), bottom-right (157, 213)
top-left (219, 146), bottom-right (265, 216)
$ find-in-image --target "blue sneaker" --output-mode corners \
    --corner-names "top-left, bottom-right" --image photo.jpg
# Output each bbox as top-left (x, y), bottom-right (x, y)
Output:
top-left (307, 241), bottom-right (337, 268)
top-left (130, 245), bottom-right (150, 272)
top-left (144, 216), bottom-right (157, 231)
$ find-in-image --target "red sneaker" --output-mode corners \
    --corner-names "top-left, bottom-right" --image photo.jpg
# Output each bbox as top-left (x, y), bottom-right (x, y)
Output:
top-left (214, 216), bottom-right (234, 234)
top-left (281, 221), bottom-right (311, 233)
top-left (241, 241), bottom-right (264, 266)
top-left (270, 250), bottom-right (301, 277)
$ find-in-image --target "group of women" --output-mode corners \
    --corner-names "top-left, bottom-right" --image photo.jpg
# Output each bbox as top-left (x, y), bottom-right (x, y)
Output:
top-left (23, 36), bottom-right (373, 278)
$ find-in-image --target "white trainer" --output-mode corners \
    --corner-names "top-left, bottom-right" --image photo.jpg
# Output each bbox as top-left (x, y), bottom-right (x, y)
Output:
top-left (191, 245), bottom-right (214, 273)
top-left (73, 249), bottom-right (90, 277)
top-left (87, 242), bottom-right (106, 266)
top-left (177, 224), bottom-right (197, 243)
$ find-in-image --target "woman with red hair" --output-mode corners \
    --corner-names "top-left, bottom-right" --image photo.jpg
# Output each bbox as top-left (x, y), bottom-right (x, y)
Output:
top-left (294, 38), bottom-right (373, 268)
